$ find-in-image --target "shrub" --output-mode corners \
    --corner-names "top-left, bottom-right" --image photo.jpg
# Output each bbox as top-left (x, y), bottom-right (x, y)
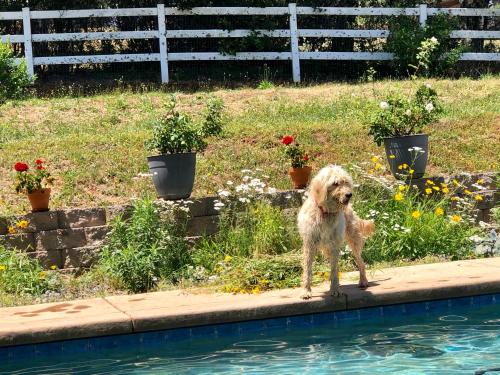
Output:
top-left (350, 162), bottom-right (482, 263)
top-left (368, 83), bottom-right (442, 146)
top-left (99, 199), bottom-right (191, 293)
top-left (0, 246), bottom-right (60, 296)
top-left (387, 14), bottom-right (462, 77)
top-left (0, 41), bottom-right (33, 105)
top-left (145, 96), bottom-right (224, 155)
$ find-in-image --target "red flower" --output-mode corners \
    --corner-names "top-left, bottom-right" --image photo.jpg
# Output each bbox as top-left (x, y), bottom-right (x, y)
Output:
top-left (35, 159), bottom-right (43, 165)
top-left (303, 155), bottom-right (309, 161)
top-left (37, 165), bottom-right (45, 170)
top-left (14, 162), bottom-right (29, 172)
top-left (281, 135), bottom-right (294, 145)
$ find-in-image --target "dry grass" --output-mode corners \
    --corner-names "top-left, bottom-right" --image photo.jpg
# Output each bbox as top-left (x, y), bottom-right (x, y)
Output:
top-left (0, 76), bottom-right (498, 215)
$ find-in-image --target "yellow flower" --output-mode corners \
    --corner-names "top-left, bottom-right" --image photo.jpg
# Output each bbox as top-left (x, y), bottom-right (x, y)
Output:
top-left (0, 265), bottom-right (6, 272)
top-left (442, 187), bottom-right (449, 194)
top-left (453, 179), bottom-right (460, 186)
top-left (7, 226), bottom-right (16, 234)
top-left (39, 271), bottom-right (46, 279)
top-left (374, 162), bottom-right (383, 170)
top-left (409, 169), bottom-right (414, 175)
top-left (224, 255), bottom-right (233, 263)
top-left (464, 189), bottom-right (472, 195)
top-left (440, 183), bottom-right (448, 188)
top-left (371, 156), bottom-right (379, 163)
top-left (451, 196), bottom-right (459, 201)
top-left (252, 286), bottom-right (261, 295)
top-left (50, 265), bottom-right (57, 270)
top-left (435, 207), bottom-right (444, 216)
top-left (398, 163), bottom-right (409, 170)
top-left (16, 220), bottom-right (29, 229)
top-left (412, 211), bottom-right (421, 219)
top-left (398, 185), bottom-right (407, 192)
top-left (338, 272), bottom-right (342, 279)
top-left (451, 215), bottom-right (462, 223)
top-left (432, 186), bottom-right (440, 191)
top-left (477, 179), bottom-right (484, 184)
top-left (475, 194), bottom-right (483, 201)
top-left (425, 188), bottom-right (432, 195)
top-left (394, 192), bottom-right (404, 201)
top-left (426, 180), bottom-right (434, 185)
top-left (389, 155), bottom-right (396, 159)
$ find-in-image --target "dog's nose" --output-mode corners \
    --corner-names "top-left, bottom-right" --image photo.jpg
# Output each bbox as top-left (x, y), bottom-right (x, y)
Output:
top-left (345, 192), bottom-right (353, 199)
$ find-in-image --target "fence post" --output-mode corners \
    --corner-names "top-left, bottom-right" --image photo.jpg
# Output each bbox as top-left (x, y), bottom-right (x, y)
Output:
top-left (419, 3), bottom-right (428, 28)
top-left (21, 7), bottom-right (34, 79)
top-left (157, 3), bottom-right (169, 83)
top-left (288, 3), bottom-right (301, 83)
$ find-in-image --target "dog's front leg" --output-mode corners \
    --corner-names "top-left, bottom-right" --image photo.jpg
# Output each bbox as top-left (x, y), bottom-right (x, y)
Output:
top-left (300, 240), bottom-right (316, 300)
top-left (329, 245), bottom-right (342, 297)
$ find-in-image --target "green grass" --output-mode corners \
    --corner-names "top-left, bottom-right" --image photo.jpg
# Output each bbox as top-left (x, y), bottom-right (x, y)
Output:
top-left (0, 77), bottom-right (499, 215)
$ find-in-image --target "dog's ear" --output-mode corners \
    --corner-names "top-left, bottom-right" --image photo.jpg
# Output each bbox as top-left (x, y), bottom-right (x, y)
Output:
top-left (309, 175), bottom-right (328, 207)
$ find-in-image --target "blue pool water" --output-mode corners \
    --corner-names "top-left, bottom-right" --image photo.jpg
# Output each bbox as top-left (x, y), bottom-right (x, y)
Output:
top-left (2, 294), bottom-right (499, 374)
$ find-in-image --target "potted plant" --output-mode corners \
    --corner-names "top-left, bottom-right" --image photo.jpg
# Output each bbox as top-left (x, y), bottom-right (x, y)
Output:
top-left (145, 96), bottom-right (224, 200)
top-left (14, 159), bottom-right (54, 212)
top-left (368, 83), bottom-right (441, 180)
top-left (282, 135), bottom-right (311, 189)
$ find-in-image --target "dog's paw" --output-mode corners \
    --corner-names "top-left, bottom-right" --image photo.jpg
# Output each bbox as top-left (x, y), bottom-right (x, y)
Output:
top-left (329, 289), bottom-right (344, 298)
top-left (300, 290), bottom-right (313, 300)
top-left (358, 279), bottom-right (369, 289)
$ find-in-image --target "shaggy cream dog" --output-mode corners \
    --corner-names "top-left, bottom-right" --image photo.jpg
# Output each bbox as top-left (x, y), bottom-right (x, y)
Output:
top-left (298, 165), bottom-right (374, 299)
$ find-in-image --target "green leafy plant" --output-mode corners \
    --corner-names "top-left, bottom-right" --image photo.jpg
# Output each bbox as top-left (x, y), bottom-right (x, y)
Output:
top-left (145, 96), bottom-right (224, 155)
top-left (368, 83), bottom-right (441, 146)
top-left (387, 14), bottom-right (463, 77)
top-left (13, 159), bottom-right (54, 194)
top-left (0, 41), bottom-right (33, 105)
top-left (0, 246), bottom-right (60, 296)
top-left (281, 135), bottom-right (310, 168)
top-left (99, 199), bottom-right (191, 293)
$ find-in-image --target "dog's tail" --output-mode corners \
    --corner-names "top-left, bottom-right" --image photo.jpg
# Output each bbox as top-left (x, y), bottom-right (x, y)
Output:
top-left (358, 219), bottom-right (375, 238)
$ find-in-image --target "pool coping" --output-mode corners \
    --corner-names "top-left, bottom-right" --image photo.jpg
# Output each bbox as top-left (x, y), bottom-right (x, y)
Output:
top-left (1, 257), bottom-right (500, 348)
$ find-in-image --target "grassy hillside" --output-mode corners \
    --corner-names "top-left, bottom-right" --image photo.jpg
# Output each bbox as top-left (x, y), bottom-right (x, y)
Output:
top-left (0, 76), bottom-right (498, 215)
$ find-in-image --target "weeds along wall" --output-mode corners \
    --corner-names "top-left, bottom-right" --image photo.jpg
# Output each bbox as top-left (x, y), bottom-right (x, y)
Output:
top-left (0, 173), bottom-right (497, 271)
top-left (1, 0), bottom-right (497, 82)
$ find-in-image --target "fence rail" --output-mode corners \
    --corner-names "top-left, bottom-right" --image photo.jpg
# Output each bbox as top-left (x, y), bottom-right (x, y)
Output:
top-left (1, 3), bottom-right (499, 82)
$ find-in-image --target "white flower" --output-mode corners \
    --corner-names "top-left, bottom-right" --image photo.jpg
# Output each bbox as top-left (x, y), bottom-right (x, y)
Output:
top-left (218, 190), bottom-right (231, 198)
top-left (267, 187), bottom-right (277, 194)
top-left (226, 181), bottom-right (234, 186)
top-left (285, 194), bottom-right (292, 200)
top-left (241, 169), bottom-right (252, 173)
top-left (430, 36), bottom-right (438, 44)
top-left (425, 82), bottom-right (432, 89)
top-left (425, 102), bottom-right (434, 112)
top-left (179, 206), bottom-right (190, 213)
top-left (214, 202), bottom-right (225, 207)
top-left (380, 101), bottom-right (389, 110)
top-left (405, 109), bottom-right (412, 116)
top-left (242, 175), bottom-right (251, 182)
top-left (238, 197), bottom-right (250, 203)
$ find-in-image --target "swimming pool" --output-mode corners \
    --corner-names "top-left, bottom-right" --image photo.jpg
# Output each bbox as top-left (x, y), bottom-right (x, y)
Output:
top-left (1, 294), bottom-right (499, 374)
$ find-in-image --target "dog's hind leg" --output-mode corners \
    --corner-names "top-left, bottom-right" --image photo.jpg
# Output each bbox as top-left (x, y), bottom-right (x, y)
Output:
top-left (346, 234), bottom-right (369, 288)
top-left (329, 245), bottom-right (342, 297)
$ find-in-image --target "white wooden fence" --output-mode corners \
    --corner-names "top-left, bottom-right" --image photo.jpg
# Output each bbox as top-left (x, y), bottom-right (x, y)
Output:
top-left (1, 3), bottom-right (499, 83)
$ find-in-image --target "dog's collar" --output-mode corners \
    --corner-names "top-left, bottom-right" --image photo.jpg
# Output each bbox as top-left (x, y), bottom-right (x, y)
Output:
top-left (318, 205), bottom-right (332, 219)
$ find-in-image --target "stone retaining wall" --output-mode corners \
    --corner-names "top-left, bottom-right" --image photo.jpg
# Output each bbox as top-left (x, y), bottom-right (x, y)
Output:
top-left (0, 173), bottom-right (497, 270)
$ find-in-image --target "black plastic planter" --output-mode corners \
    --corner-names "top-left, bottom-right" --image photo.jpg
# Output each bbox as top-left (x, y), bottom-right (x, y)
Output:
top-left (384, 134), bottom-right (428, 180)
top-left (147, 153), bottom-right (196, 200)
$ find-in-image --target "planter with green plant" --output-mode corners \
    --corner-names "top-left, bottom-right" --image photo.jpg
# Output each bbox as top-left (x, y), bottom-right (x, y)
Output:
top-left (369, 83), bottom-right (441, 180)
top-left (281, 135), bottom-right (311, 189)
top-left (14, 159), bottom-right (54, 212)
top-left (145, 96), bottom-right (224, 200)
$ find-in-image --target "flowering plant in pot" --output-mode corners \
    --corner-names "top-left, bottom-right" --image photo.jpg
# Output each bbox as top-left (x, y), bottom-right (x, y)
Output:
top-left (282, 135), bottom-right (311, 189)
top-left (14, 159), bottom-right (54, 212)
top-left (145, 96), bottom-right (224, 200)
top-left (368, 83), bottom-right (441, 180)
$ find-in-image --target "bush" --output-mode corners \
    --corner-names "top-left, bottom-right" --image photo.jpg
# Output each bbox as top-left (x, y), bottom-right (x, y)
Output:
top-left (387, 14), bottom-right (462, 77)
top-left (0, 246), bottom-right (60, 296)
top-left (145, 96), bottom-right (225, 155)
top-left (99, 199), bottom-right (191, 293)
top-left (0, 41), bottom-right (33, 105)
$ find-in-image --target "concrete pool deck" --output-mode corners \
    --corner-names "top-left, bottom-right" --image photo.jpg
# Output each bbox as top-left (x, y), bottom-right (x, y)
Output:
top-left (1, 258), bottom-right (499, 347)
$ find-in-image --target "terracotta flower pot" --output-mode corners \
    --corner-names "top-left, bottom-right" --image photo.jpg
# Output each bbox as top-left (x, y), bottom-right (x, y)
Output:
top-left (288, 166), bottom-right (312, 189)
top-left (27, 188), bottom-right (51, 212)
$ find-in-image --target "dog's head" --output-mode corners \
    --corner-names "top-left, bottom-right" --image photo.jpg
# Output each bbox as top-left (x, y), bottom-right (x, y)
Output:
top-left (309, 165), bottom-right (354, 211)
